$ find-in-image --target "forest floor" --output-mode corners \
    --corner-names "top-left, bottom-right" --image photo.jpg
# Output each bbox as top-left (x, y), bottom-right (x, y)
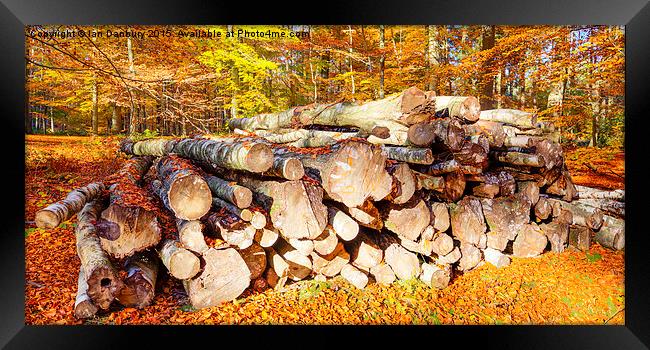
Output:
top-left (24, 135), bottom-right (625, 325)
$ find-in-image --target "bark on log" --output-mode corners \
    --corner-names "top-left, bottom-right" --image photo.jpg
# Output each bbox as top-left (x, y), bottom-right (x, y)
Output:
top-left (159, 239), bottom-right (201, 280)
top-left (576, 185), bottom-right (624, 201)
top-left (568, 225), bottom-right (592, 251)
top-left (211, 196), bottom-right (266, 229)
top-left (369, 262), bottom-right (396, 285)
top-left (467, 170), bottom-right (517, 197)
top-left (154, 155), bottom-right (212, 221)
top-left (545, 168), bottom-right (578, 202)
top-left (237, 243), bottom-right (267, 280)
top-left (340, 264), bottom-right (369, 289)
top-left (419, 263), bottom-right (451, 289)
top-left (266, 148), bottom-right (305, 180)
top-left (576, 198), bottom-right (624, 219)
top-left (458, 243), bottom-right (482, 272)
top-left (382, 146), bottom-right (433, 164)
top-left (492, 151), bottom-right (545, 167)
top-left (183, 247), bottom-right (251, 309)
top-left (432, 96), bottom-right (481, 123)
top-left (385, 163), bottom-right (416, 204)
top-left (174, 137), bottom-right (274, 173)
top-left (512, 223), bottom-right (548, 257)
top-left (463, 120), bottom-right (506, 148)
top-left (413, 158), bottom-right (460, 176)
top-left (75, 200), bottom-right (123, 310)
top-left (479, 109), bottom-right (537, 129)
top-left (310, 242), bottom-right (350, 277)
top-left (204, 175), bottom-right (253, 209)
top-left (449, 197), bottom-right (486, 246)
top-left (36, 182), bottom-right (105, 229)
top-left (594, 215), bottom-right (624, 250)
top-left (471, 183), bottom-right (500, 198)
top-left (441, 171), bottom-right (467, 202)
top-left (382, 198), bottom-right (430, 241)
top-left (115, 251), bottom-right (159, 309)
top-left (176, 219), bottom-right (208, 254)
top-left (454, 141), bottom-right (489, 171)
top-left (229, 87), bottom-right (436, 133)
top-left (430, 202), bottom-right (450, 232)
top-left (547, 198), bottom-right (604, 230)
top-left (74, 268), bottom-right (98, 319)
top-left (413, 171), bottom-right (445, 192)
top-left (482, 248), bottom-right (510, 268)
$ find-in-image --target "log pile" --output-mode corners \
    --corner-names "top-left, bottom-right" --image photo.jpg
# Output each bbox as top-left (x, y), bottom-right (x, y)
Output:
top-left (35, 87), bottom-right (625, 318)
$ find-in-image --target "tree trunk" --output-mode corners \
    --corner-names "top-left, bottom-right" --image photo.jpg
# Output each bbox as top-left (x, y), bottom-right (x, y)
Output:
top-left (568, 225), bottom-right (591, 251)
top-left (480, 109), bottom-right (537, 129)
top-left (74, 268), bottom-right (98, 319)
top-left (100, 157), bottom-right (162, 259)
top-left (420, 262), bottom-right (451, 289)
top-left (153, 155), bottom-right (212, 221)
top-left (481, 195), bottom-right (531, 251)
top-left (576, 185), bottom-right (624, 201)
top-left (204, 211), bottom-right (255, 249)
top-left (546, 198), bottom-right (604, 230)
top-left (458, 242), bottom-right (482, 271)
top-left (341, 264), bottom-right (368, 289)
top-left (311, 242), bottom-right (350, 277)
top-left (91, 77), bottom-right (98, 135)
top-left (254, 228), bottom-right (279, 248)
top-left (378, 25), bottom-right (385, 99)
top-left (594, 215), bottom-right (624, 250)
top-left (75, 200), bottom-right (124, 310)
top-left (204, 175), bottom-right (253, 209)
top-left (296, 141), bottom-right (393, 207)
top-left (539, 221), bottom-right (569, 253)
top-left (327, 207), bottom-right (359, 241)
top-left (313, 226), bottom-right (339, 255)
top-left (432, 96), bottom-right (481, 123)
top-left (406, 118), bottom-right (465, 150)
top-left (183, 247), bottom-right (251, 309)
top-left (512, 223), bottom-right (548, 257)
top-left (369, 262), bottom-right (396, 285)
top-left (339, 199), bottom-right (383, 231)
top-left (430, 202), bottom-right (450, 232)
top-left (378, 233), bottom-right (421, 280)
top-left (344, 229), bottom-right (383, 271)
top-left (381, 146), bottom-right (433, 164)
top-left (431, 231), bottom-right (454, 256)
top-left (272, 239), bottom-right (312, 281)
top-left (36, 182), bottom-right (105, 229)
top-left (482, 247), bottom-right (511, 268)
top-left (159, 239), bottom-right (201, 280)
top-left (115, 251), bottom-right (159, 309)
top-left (382, 198), bottom-right (430, 241)
top-left (385, 163), bottom-right (416, 204)
top-left (479, 25), bottom-right (496, 110)
top-left (111, 102), bottom-right (121, 134)
top-left (449, 197), bottom-right (487, 246)
top-left (176, 219), bottom-right (209, 254)
top-left (237, 243), bottom-right (267, 280)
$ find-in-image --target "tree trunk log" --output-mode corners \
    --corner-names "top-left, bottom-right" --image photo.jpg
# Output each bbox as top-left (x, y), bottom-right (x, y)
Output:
top-left (568, 225), bottom-right (591, 251)
top-left (512, 223), bottom-right (548, 257)
top-left (406, 118), bottom-right (465, 150)
top-left (435, 246), bottom-right (461, 265)
top-left (449, 197), bottom-right (487, 246)
top-left (458, 242), bottom-right (482, 271)
top-left (594, 215), bottom-right (624, 250)
top-left (433, 96), bottom-right (481, 123)
top-left (340, 200), bottom-right (383, 231)
top-left (431, 232), bottom-right (454, 256)
top-left (430, 202), bottom-right (450, 232)
top-left (381, 146), bottom-right (433, 164)
top-left (345, 230), bottom-right (383, 271)
top-left (479, 109), bottom-right (537, 129)
top-left (539, 222), bottom-right (569, 253)
top-left (534, 197), bottom-right (552, 221)
top-left (369, 262), bottom-right (396, 285)
top-left (159, 239), bottom-right (201, 280)
top-left (340, 264), bottom-right (369, 289)
top-left (205, 211), bottom-right (255, 249)
top-left (382, 198), bottom-right (430, 241)
top-left (313, 227), bottom-right (339, 256)
top-left (413, 158), bottom-right (460, 176)
top-left (311, 242), bottom-right (350, 277)
top-left (375, 233), bottom-right (421, 280)
top-left (183, 247), bottom-right (251, 309)
top-left (481, 195), bottom-right (531, 251)
top-left (75, 200), bottom-right (123, 310)
top-left (36, 182), bottom-right (105, 229)
top-left (74, 268), bottom-right (98, 319)
top-left (237, 243), bottom-right (267, 280)
top-left (328, 207), bottom-right (359, 241)
top-left (115, 251), bottom-right (159, 309)
top-left (154, 155), bottom-right (212, 221)
top-left (273, 239), bottom-right (313, 281)
top-left (385, 163), bottom-right (416, 204)
top-left (463, 120), bottom-right (506, 148)
top-left (254, 228), bottom-right (279, 248)
top-left (266, 149), bottom-right (305, 180)
top-left (420, 262), bottom-right (451, 289)
top-left (546, 198), bottom-right (604, 230)
top-left (576, 185), bottom-right (624, 201)
top-left (204, 175), bottom-right (253, 209)
top-left (176, 219), bottom-right (208, 254)
top-left (482, 247), bottom-right (510, 268)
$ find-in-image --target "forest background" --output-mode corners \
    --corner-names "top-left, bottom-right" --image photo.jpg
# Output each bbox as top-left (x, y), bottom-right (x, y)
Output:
top-left (25, 25), bottom-right (624, 150)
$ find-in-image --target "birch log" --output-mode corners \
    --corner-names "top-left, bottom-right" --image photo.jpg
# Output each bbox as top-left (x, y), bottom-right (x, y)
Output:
top-left (36, 182), bottom-right (105, 229)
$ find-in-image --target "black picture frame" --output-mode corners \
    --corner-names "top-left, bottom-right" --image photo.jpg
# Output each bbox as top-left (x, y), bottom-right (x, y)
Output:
top-left (2, 0), bottom-right (649, 348)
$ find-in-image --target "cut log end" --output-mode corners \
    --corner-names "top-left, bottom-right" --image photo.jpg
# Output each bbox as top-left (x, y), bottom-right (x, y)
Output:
top-left (245, 142), bottom-right (274, 173)
top-left (232, 187), bottom-right (253, 209)
top-left (281, 157), bottom-right (306, 180)
top-left (86, 265), bottom-right (123, 310)
top-left (169, 175), bottom-right (212, 220)
top-left (34, 210), bottom-right (60, 229)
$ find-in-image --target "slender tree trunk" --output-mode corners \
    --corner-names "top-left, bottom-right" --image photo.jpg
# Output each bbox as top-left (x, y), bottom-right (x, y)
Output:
top-left (348, 25), bottom-right (355, 100)
top-left (127, 37), bottom-right (136, 134)
top-left (91, 77), bottom-right (98, 135)
top-left (480, 25), bottom-right (496, 110)
top-left (379, 25), bottom-right (385, 99)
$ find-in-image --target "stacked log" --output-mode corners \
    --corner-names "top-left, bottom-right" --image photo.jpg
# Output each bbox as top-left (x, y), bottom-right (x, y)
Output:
top-left (37, 87), bottom-right (624, 318)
